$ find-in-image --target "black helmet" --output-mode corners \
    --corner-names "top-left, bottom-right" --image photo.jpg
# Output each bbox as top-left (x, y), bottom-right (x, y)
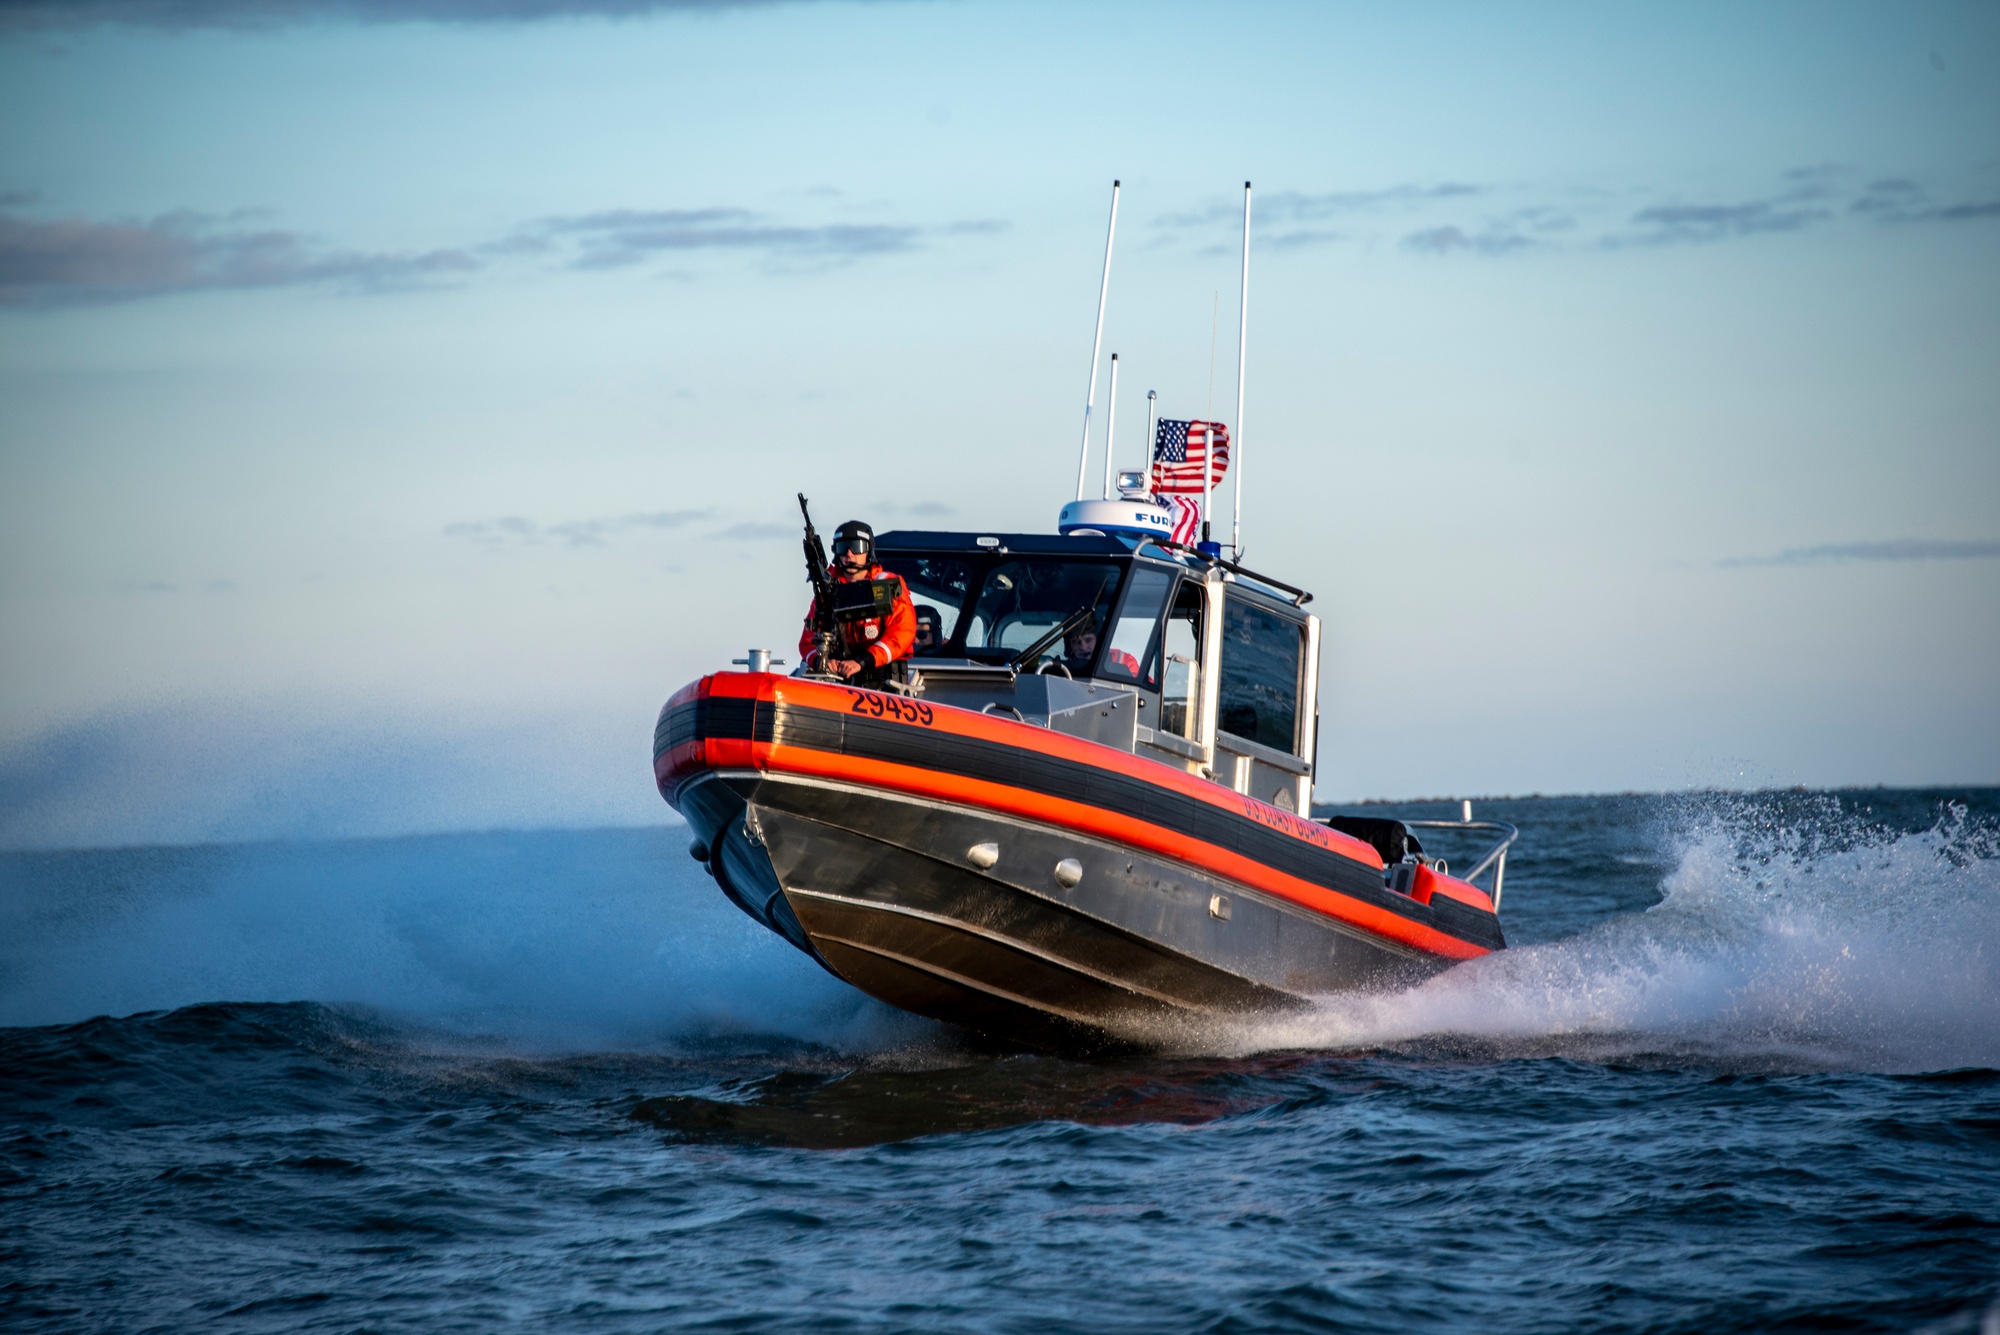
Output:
top-left (832, 520), bottom-right (874, 563)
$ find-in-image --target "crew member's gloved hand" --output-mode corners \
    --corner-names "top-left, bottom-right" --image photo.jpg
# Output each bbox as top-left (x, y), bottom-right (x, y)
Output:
top-left (828, 659), bottom-right (862, 679)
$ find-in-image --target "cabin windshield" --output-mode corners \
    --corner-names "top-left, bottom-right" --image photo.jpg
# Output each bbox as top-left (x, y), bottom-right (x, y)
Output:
top-left (878, 551), bottom-right (1128, 665)
top-left (962, 560), bottom-right (1123, 663)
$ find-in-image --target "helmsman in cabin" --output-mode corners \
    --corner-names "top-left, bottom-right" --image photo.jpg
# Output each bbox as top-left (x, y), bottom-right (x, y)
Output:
top-left (798, 519), bottom-right (916, 681)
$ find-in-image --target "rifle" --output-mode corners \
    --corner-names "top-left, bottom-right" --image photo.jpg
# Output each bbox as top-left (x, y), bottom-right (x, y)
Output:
top-left (798, 493), bottom-right (839, 670)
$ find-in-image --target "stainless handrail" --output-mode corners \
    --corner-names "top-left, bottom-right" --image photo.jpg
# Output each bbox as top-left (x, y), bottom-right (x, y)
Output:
top-left (1216, 558), bottom-right (1313, 606)
top-left (1214, 729), bottom-right (1311, 776)
top-left (1401, 818), bottom-right (1519, 908)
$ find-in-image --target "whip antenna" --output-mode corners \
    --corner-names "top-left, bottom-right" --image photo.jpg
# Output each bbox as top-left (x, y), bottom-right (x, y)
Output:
top-left (1232, 181), bottom-right (1251, 558)
top-left (1100, 354), bottom-right (1120, 499)
top-left (1074, 180), bottom-right (1120, 501)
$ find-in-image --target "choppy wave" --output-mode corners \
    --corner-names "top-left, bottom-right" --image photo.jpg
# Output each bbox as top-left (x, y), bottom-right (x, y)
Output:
top-left (8, 792), bottom-right (1994, 1334)
top-left (4, 795), bottom-right (1996, 1075)
top-left (1223, 798), bottom-right (2000, 1072)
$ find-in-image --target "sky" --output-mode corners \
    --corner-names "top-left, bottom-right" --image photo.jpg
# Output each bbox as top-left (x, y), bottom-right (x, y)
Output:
top-left (0, 0), bottom-right (1996, 847)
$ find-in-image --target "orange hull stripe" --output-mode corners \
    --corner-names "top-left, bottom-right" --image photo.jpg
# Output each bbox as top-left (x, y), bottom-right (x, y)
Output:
top-left (658, 671), bottom-right (1492, 959)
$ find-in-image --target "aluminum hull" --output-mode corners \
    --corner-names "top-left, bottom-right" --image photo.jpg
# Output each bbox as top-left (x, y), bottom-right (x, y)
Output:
top-left (657, 674), bottom-right (1503, 1049)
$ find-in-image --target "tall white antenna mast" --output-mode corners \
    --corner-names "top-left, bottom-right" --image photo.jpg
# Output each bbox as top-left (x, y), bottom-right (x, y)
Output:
top-left (1232, 180), bottom-right (1251, 558)
top-left (1074, 180), bottom-right (1120, 501)
top-left (1100, 354), bottom-right (1120, 499)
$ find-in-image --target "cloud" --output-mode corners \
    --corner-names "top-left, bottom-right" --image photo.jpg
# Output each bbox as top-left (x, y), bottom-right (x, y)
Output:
top-left (1719, 539), bottom-right (2000, 568)
top-left (1402, 225), bottom-right (1536, 256)
top-left (1263, 228), bottom-right (1348, 251)
top-left (1151, 172), bottom-right (1856, 258)
top-left (1611, 166), bottom-right (1997, 246)
top-left (0, 208), bottom-right (476, 306)
top-left (1850, 177), bottom-right (2000, 224)
top-left (0, 194), bottom-right (1000, 305)
top-left (513, 207), bottom-right (1005, 271)
top-left (1154, 182), bottom-right (1484, 232)
top-left (1207, 164), bottom-right (1995, 263)
top-left (1620, 199), bottom-right (1831, 245)
top-left (445, 509), bottom-right (711, 548)
top-left (1849, 177), bottom-right (1925, 217)
top-left (444, 515), bottom-right (536, 540)
top-left (1774, 163), bottom-right (1847, 199)
top-left (710, 521), bottom-right (793, 540)
top-left (0, 0), bottom-right (812, 32)
top-left (1156, 181), bottom-right (1505, 255)
top-left (1271, 184), bottom-right (1485, 219)
top-left (526, 208), bottom-right (922, 270)
top-left (1922, 199), bottom-right (2000, 221)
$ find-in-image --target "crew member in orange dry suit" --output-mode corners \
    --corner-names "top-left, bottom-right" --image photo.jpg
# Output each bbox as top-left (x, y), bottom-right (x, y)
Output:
top-left (798, 519), bottom-right (916, 681)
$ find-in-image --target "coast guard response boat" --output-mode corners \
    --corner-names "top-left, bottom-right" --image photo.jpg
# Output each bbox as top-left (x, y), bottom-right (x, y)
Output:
top-left (654, 183), bottom-right (1515, 1049)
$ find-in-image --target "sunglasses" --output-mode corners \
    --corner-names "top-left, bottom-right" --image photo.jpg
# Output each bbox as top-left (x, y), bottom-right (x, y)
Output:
top-left (833, 539), bottom-right (870, 558)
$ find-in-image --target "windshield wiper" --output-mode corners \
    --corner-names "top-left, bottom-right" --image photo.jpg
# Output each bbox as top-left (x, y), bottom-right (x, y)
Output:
top-left (1008, 577), bottom-right (1112, 670)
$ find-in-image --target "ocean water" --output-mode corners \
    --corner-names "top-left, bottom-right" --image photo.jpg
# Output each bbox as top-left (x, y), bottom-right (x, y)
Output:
top-left (3, 788), bottom-right (1997, 1333)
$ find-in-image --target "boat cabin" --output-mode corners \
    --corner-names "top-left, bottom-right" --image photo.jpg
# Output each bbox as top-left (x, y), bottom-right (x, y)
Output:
top-left (875, 529), bottom-right (1321, 813)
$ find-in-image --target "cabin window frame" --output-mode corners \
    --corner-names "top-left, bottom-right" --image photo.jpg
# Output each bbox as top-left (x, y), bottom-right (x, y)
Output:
top-left (1213, 590), bottom-right (1309, 758)
top-left (1095, 562), bottom-right (1178, 689)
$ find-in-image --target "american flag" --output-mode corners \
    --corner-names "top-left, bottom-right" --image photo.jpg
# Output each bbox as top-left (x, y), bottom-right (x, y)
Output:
top-left (1166, 496), bottom-right (1202, 545)
top-left (1151, 419), bottom-right (1230, 494)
